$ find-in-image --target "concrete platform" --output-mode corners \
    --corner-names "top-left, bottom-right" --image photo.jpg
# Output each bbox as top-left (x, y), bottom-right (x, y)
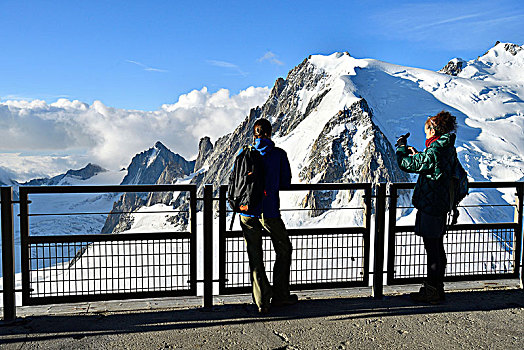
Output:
top-left (1, 280), bottom-right (523, 349)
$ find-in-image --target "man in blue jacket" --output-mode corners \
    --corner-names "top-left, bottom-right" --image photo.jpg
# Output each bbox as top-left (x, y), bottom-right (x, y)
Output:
top-left (240, 118), bottom-right (297, 314)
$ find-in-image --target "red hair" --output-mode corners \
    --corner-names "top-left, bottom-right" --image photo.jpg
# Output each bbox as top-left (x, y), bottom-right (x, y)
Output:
top-left (425, 111), bottom-right (457, 135)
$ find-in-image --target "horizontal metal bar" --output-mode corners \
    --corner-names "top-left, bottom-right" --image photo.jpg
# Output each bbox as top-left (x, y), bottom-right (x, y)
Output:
top-left (389, 272), bottom-right (519, 286)
top-left (223, 226), bottom-right (366, 238)
top-left (25, 290), bottom-right (197, 306)
top-left (394, 222), bottom-right (517, 233)
top-left (279, 207), bottom-right (365, 212)
top-left (391, 182), bottom-right (521, 190)
top-left (221, 280), bottom-right (368, 295)
top-left (285, 183), bottom-right (371, 191)
top-left (0, 200), bottom-right (31, 204)
top-left (20, 184), bottom-right (196, 194)
top-left (459, 204), bottom-right (517, 208)
top-left (191, 279), bottom-right (228, 283)
top-left (26, 210), bottom-right (189, 217)
top-left (27, 231), bottom-right (192, 243)
top-left (224, 207), bottom-right (365, 214)
top-left (396, 204), bottom-right (516, 209)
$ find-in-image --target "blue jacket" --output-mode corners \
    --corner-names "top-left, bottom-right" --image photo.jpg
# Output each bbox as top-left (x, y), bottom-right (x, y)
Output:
top-left (240, 138), bottom-right (292, 218)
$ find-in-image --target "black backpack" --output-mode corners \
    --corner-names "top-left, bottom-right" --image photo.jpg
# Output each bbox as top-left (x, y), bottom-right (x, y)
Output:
top-left (227, 145), bottom-right (265, 230)
top-left (449, 158), bottom-right (469, 225)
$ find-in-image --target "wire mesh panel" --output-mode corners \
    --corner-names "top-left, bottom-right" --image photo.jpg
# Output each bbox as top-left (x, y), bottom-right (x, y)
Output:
top-left (390, 225), bottom-right (518, 282)
top-left (19, 185), bottom-right (197, 305)
top-left (291, 232), bottom-right (365, 287)
top-left (27, 234), bottom-right (192, 302)
top-left (223, 230), bottom-right (366, 292)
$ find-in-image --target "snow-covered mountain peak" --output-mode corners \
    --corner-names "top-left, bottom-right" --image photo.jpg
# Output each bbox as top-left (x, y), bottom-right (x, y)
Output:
top-left (0, 166), bottom-right (17, 186)
top-left (307, 51), bottom-right (368, 78)
top-left (22, 163), bottom-right (108, 186)
top-left (486, 41), bottom-right (523, 57)
top-left (275, 47), bottom-right (523, 184)
top-left (443, 42), bottom-right (524, 82)
top-left (121, 141), bottom-right (194, 185)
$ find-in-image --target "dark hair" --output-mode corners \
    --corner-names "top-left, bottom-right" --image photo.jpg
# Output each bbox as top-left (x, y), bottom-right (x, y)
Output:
top-left (425, 111), bottom-right (457, 135)
top-left (253, 118), bottom-right (272, 139)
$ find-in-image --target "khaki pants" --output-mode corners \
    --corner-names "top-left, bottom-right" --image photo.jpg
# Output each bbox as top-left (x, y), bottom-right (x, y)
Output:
top-left (239, 215), bottom-right (293, 308)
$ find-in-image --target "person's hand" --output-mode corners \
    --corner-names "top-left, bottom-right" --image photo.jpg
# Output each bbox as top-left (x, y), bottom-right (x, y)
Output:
top-left (395, 132), bottom-right (410, 148)
top-left (408, 146), bottom-right (418, 155)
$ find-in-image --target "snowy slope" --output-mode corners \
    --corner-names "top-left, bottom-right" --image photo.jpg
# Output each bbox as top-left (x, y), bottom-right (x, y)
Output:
top-left (0, 168), bottom-right (127, 279)
top-left (299, 46), bottom-right (524, 184)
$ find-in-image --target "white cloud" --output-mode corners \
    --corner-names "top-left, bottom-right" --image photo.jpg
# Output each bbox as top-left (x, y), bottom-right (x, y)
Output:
top-left (0, 86), bottom-right (270, 180)
top-left (258, 51), bottom-right (284, 66)
top-left (207, 60), bottom-right (248, 77)
top-left (125, 59), bottom-right (168, 73)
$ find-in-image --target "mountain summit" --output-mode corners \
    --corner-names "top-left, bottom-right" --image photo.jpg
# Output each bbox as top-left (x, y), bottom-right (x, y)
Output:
top-left (101, 142), bottom-right (194, 233)
top-left (440, 41), bottom-right (524, 81)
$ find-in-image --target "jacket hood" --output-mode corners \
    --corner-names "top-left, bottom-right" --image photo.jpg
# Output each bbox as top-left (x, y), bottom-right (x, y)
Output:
top-left (429, 133), bottom-right (456, 149)
top-left (253, 138), bottom-right (275, 156)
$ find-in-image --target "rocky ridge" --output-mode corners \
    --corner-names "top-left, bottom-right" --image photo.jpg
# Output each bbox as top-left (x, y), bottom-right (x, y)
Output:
top-left (439, 58), bottom-right (466, 76)
top-left (101, 141), bottom-right (195, 233)
top-left (179, 54), bottom-right (408, 222)
top-left (23, 163), bottom-right (107, 186)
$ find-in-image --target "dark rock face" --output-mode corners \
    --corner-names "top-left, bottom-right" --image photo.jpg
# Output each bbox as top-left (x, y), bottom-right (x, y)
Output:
top-left (194, 137), bottom-right (214, 170)
top-left (439, 59), bottom-right (466, 76)
top-left (101, 142), bottom-right (195, 233)
top-left (182, 56), bottom-right (408, 219)
top-left (65, 163), bottom-right (106, 180)
top-left (121, 141), bottom-right (194, 185)
top-left (269, 59), bottom-right (331, 137)
top-left (503, 43), bottom-right (523, 56)
top-left (298, 98), bottom-right (409, 216)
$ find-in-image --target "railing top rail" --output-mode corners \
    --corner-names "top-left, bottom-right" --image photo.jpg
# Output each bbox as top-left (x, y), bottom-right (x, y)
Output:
top-left (27, 231), bottom-right (192, 243)
top-left (219, 183), bottom-right (372, 191)
top-left (390, 181), bottom-right (523, 190)
top-left (18, 184), bottom-right (197, 195)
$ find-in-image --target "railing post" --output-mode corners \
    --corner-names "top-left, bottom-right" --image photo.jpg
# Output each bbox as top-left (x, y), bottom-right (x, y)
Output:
top-left (218, 185), bottom-right (227, 295)
top-left (1, 187), bottom-right (16, 322)
top-left (516, 183), bottom-right (523, 289)
top-left (362, 184), bottom-right (372, 286)
top-left (202, 184), bottom-right (213, 308)
top-left (372, 183), bottom-right (386, 299)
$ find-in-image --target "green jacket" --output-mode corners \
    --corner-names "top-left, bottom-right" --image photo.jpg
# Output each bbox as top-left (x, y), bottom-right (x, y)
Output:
top-left (396, 133), bottom-right (458, 216)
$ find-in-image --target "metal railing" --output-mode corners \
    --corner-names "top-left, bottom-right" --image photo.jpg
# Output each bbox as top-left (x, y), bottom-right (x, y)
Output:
top-left (218, 183), bottom-right (372, 294)
top-left (1, 181), bottom-right (523, 323)
top-left (17, 185), bottom-right (198, 306)
top-left (386, 182), bottom-right (523, 285)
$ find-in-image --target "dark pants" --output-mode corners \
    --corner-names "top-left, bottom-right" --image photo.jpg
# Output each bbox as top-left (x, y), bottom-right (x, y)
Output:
top-left (423, 235), bottom-right (447, 290)
top-left (239, 215), bottom-right (292, 308)
top-left (415, 211), bottom-right (447, 290)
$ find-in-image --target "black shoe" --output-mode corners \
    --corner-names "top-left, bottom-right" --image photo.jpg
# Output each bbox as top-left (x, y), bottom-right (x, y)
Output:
top-left (410, 283), bottom-right (445, 304)
top-left (271, 294), bottom-right (298, 307)
top-left (258, 306), bottom-right (270, 315)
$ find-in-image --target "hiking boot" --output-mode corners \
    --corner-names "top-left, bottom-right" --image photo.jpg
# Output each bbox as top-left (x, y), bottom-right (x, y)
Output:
top-left (271, 294), bottom-right (298, 307)
top-left (410, 284), bottom-right (444, 304)
top-left (258, 306), bottom-right (270, 315)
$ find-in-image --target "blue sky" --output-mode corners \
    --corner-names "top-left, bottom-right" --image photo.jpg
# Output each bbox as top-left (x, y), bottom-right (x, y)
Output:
top-left (1, 0), bottom-right (523, 110)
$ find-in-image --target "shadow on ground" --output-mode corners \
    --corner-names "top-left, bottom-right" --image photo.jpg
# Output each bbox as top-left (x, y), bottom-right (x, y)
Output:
top-left (1, 289), bottom-right (523, 345)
